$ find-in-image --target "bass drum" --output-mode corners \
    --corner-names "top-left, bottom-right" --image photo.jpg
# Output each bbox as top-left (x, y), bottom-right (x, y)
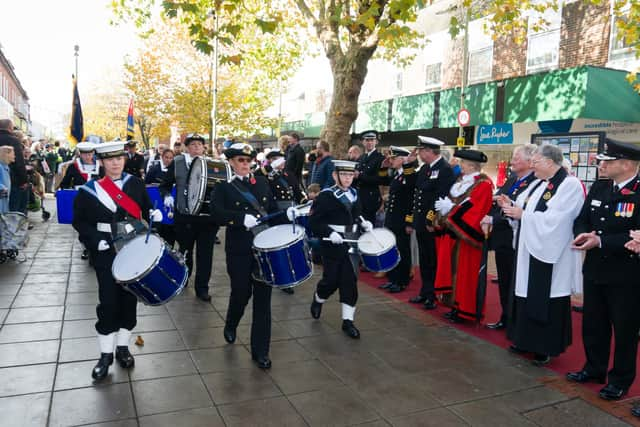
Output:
top-left (186, 157), bottom-right (231, 215)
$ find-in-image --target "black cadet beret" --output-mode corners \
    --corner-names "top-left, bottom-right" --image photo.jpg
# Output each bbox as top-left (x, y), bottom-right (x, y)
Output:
top-left (454, 148), bottom-right (488, 163)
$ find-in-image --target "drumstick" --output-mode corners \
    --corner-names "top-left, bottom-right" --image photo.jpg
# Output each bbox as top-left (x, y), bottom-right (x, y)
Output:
top-left (322, 238), bottom-right (359, 243)
top-left (359, 216), bottom-right (384, 249)
top-left (145, 201), bottom-right (157, 244)
top-left (256, 210), bottom-right (286, 223)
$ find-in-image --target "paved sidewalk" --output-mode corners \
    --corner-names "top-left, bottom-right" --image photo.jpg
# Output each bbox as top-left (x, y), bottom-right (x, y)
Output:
top-left (0, 199), bottom-right (633, 426)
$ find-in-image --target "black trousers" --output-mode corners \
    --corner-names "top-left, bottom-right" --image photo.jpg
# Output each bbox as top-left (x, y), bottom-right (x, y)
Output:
top-left (157, 223), bottom-right (176, 248)
top-left (386, 225), bottom-right (412, 287)
top-left (93, 251), bottom-right (137, 335)
top-left (582, 279), bottom-right (640, 389)
top-left (316, 252), bottom-right (358, 306)
top-left (225, 254), bottom-right (272, 358)
top-left (494, 246), bottom-right (515, 324)
top-left (176, 221), bottom-right (218, 295)
top-left (416, 230), bottom-right (437, 299)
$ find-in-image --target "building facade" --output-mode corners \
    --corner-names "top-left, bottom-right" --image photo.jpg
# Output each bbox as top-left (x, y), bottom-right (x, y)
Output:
top-left (0, 46), bottom-right (30, 132)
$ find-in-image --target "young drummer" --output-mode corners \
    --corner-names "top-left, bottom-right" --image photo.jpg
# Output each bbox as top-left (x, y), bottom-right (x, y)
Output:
top-left (72, 141), bottom-right (162, 380)
top-left (308, 160), bottom-right (373, 339)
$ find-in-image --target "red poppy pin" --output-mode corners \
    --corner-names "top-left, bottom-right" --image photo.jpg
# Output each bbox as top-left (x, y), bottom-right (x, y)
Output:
top-left (621, 188), bottom-right (634, 196)
top-left (519, 181), bottom-right (527, 188)
top-left (249, 177), bottom-right (256, 185)
top-left (546, 182), bottom-right (554, 190)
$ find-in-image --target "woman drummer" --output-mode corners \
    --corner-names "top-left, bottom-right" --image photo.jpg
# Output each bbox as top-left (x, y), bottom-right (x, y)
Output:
top-left (72, 141), bottom-right (162, 381)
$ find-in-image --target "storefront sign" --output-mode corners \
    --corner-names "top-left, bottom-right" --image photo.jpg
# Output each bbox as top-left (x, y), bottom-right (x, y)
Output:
top-left (477, 123), bottom-right (513, 145)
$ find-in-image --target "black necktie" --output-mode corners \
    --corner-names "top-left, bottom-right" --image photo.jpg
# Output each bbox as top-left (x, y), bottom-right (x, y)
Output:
top-left (242, 176), bottom-right (249, 184)
top-left (613, 184), bottom-right (620, 193)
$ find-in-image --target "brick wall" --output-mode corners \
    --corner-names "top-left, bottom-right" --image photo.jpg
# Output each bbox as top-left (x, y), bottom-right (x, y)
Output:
top-left (492, 33), bottom-right (528, 81)
top-left (559, 0), bottom-right (611, 69)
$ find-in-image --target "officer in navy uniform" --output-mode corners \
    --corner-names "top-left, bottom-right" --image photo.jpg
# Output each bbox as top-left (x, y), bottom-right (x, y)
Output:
top-left (482, 144), bottom-right (537, 330)
top-left (407, 136), bottom-right (456, 309)
top-left (378, 146), bottom-right (418, 294)
top-left (355, 130), bottom-right (386, 224)
top-left (568, 138), bottom-right (640, 402)
top-left (124, 140), bottom-right (145, 178)
top-left (309, 160), bottom-right (374, 339)
top-left (160, 133), bottom-right (219, 301)
top-left (210, 143), bottom-right (278, 369)
top-left (72, 141), bottom-right (162, 380)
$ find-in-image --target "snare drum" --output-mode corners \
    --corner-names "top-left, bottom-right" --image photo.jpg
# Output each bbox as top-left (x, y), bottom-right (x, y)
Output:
top-left (358, 228), bottom-right (400, 273)
top-left (186, 157), bottom-right (231, 215)
top-left (252, 224), bottom-right (312, 288)
top-left (112, 234), bottom-right (189, 305)
top-left (55, 189), bottom-right (78, 224)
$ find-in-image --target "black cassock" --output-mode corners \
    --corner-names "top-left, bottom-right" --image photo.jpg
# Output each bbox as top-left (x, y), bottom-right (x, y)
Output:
top-left (72, 174), bottom-right (152, 335)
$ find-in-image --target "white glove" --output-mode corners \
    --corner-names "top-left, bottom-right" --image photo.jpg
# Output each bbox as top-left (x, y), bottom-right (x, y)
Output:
top-left (150, 209), bottom-right (163, 223)
top-left (286, 206), bottom-right (296, 221)
top-left (329, 231), bottom-right (344, 245)
top-left (97, 240), bottom-right (109, 251)
top-left (243, 214), bottom-right (259, 229)
top-left (434, 197), bottom-right (454, 215)
top-left (360, 220), bottom-right (373, 232)
top-left (163, 196), bottom-right (174, 208)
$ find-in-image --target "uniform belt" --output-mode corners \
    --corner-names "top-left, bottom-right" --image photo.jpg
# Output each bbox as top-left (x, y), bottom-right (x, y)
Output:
top-left (329, 224), bottom-right (357, 233)
top-left (97, 222), bottom-right (134, 234)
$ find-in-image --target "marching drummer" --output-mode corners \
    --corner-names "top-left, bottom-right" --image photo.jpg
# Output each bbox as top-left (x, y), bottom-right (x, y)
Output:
top-left (210, 143), bottom-right (278, 369)
top-left (308, 160), bottom-right (374, 339)
top-left (72, 141), bottom-right (163, 381)
top-left (160, 133), bottom-right (219, 302)
top-left (59, 141), bottom-right (103, 260)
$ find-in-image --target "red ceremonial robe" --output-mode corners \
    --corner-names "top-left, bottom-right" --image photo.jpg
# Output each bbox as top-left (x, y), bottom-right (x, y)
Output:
top-left (434, 174), bottom-right (493, 320)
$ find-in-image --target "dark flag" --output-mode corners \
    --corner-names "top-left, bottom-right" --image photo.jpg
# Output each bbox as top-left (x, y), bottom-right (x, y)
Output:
top-left (126, 98), bottom-right (135, 140)
top-left (69, 76), bottom-right (84, 144)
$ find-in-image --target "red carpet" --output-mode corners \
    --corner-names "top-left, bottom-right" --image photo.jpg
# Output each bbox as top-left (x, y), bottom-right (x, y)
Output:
top-left (360, 268), bottom-right (640, 398)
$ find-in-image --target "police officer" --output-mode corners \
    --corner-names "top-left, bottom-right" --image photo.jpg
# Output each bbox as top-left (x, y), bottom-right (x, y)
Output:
top-left (124, 140), bottom-right (145, 178)
top-left (567, 138), bottom-right (640, 402)
top-left (378, 146), bottom-right (417, 294)
top-left (72, 141), bottom-right (162, 380)
top-left (406, 136), bottom-right (456, 309)
top-left (309, 160), bottom-right (374, 339)
top-left (354, 130), bottom-right (386, 224)
top-left (160, 133), bottom-right (219, 301)
top-left (210, 143), bottom-right (278, 369)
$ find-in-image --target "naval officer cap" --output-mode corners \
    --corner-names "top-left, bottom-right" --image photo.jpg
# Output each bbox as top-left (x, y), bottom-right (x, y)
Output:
top-left (454, 148), bottom-right (488, 163)
top-left (389, 146), bottom-right (411, 157)
top-left (184, 133), bottom-right (206, 145)
top-left (225, 142), bottom-right (257, 159)
top-left (76, 142), bottom-right (96, 153)
top-left (416, 135), bottom-right (445, 149)
top-left (265, 149), bottom-right (284, 160)
top-left (596, 138), bottom-right (640, 161)
top-left (332, 160), bottom-right (358, 172)
top-left (95, 141), bottom-right (126, 159)
top-left (360, 130), bottom-right (379, 140)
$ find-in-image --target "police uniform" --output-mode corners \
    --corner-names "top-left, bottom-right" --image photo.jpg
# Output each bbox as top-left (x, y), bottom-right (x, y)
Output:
top-left (407, 136), bottom-right (456, 308)
top-left (58, 142), bottom-right (103, 189)
top-left (568, 139), bottom-right (640, 401)
top-left (379, 147), bottom-right (417, 293)
top-left (309, 160), bottom-right (373, 339)
top-left (159, 134), bottom-right (219, 301)
top-left (210, 143), bottom-right (277, 369)
top-left (124, 141), bottom-right (145, 178)
top-left (72, 141), bottom-right (160, 381)
top-left (355, 130), bottom-right (386, 224)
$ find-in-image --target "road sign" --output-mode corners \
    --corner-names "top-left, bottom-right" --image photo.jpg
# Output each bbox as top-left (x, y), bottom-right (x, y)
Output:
top-left (456, 137), bottom-right (465, 147)
top-left (457, 109), bottom-right (470, 127)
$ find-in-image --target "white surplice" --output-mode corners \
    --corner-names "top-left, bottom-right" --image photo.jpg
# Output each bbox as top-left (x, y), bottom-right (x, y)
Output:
top-left (512, 175), bottom-right (584, 298)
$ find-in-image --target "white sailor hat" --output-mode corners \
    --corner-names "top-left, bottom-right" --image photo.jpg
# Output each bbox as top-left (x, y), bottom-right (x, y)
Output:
top-left (225, 142), bottom-right (257, 159)
top-left (265, 149), bottom-right (284, 160)
top-left (416, 135), bottom-right (445, 148)
top-left (389, 146), bottom-right (411, 157)
top-left (332, 160), bottom-right (358, 172)
top-left (76, 142), bottom-right (96, 153)
top-left (95, 141), bottom-right (126, 159)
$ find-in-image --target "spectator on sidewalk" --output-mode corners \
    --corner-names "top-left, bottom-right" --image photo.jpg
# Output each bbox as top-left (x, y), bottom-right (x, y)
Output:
top-left (0, 119), bottom-right (28, 213)
top-left (310, 140), bottom-right (335, 189)
top-left (0, 145), bottom-right (15, 214)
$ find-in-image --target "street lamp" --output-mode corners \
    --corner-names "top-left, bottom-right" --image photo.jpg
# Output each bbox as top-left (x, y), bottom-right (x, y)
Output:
top-left (208, 9), bottom-right (219, 150)
top-left (74, 45), bottom-right (79, 79)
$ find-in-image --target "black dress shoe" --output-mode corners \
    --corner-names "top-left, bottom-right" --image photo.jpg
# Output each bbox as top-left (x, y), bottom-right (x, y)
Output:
top-left (252, 355), bottom-right (272, 369)
top-left (196, 293), bottom-right (211, 302)
top-left (443, 309), bottom-right (457, 320)
top-left (508, 345), bottom-right (528, 355)
top-left (223, 326), bottom-right (236, 344)
top-left (310, 299), bottom-right (323, 319)
top-left (423, 299), bottom-right (437, 310)
top-left (387, 284), bottom-right (406, 293)
top-left (599, 384), bottom-right (627, 400)
top-left (491, 278), bottom-right (499, 283)
top-left (81, 249), bottom-right (89, 260)
top-left (409, 295), bottom-right (427, 304)
top-left (532, 354), bottom-right (551, 366)
top-left (572, 305), bottom-right (584, 313)
top-left (631, 405), bottom-right (640, 417)
top-left (378, 282), bottom-right (394, 290)
top-left (448, 312), bottom-right (464, 323)
top-left (281, 287), bottom-right (295, 294)
top-left (486, 321), bottom-right (506, 330)
top-left (91, 353), bottom-right (114, 381)
top-left (215, 236), bottom-right (221, 244)
top-left (566, 370), bottom-right (605, 384)
top-left (342, 320), bottom-right (360, 339)
top-left (115, 346), bottom-right (135, 369)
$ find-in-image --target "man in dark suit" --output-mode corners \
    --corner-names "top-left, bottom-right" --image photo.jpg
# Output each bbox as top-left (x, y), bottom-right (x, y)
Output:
top-left (568, 138), bottom-right (640, 402)
top-left (124, 140), bottom-right (145, 178)
top-left (354, 130), bottom-right (386, 224)
top-left (406, 136), bottom-right (456, 309)
top-left (285, 132), bottom-right (305, 188)
top-left (482, 144), bottom-right (537, 330)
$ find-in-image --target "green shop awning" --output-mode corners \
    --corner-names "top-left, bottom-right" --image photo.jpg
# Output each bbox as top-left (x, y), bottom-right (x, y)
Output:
top-left (438, 83), bottom-right (497, 128)
top-left (391, 92), bottom-right (436, 131)
top-left (355, 100), bottom-right (389, 133)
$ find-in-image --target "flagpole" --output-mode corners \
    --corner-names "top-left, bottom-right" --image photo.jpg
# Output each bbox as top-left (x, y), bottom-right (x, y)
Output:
top-left (74, 45), bottom-right (79, 80)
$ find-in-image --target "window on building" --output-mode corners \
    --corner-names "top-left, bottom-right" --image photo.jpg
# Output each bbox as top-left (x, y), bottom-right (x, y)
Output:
top-left (526, 2), bottom-right (562, 73)
top-left (424, 30), bottom-right (446, 90)
top-left (467, 18), bottom-right (493, 83)
top-left (425, 63), bottom-right (442, 89)
top-left (608, 6), bottom-right (639, 70)
top-left (393, 70), bottom-right (403, 95)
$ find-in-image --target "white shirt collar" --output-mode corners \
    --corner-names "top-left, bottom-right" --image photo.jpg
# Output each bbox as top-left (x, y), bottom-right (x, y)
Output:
top-left (183, 153), bottom-right (193, 165)
top-left (615, 176), bottom-right (635, 189)
top-left (429, 156), bottom-right (442, 168)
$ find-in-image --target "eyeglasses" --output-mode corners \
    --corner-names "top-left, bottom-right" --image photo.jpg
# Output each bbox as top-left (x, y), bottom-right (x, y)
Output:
top-left (235, 157), bottom-right (252, 163)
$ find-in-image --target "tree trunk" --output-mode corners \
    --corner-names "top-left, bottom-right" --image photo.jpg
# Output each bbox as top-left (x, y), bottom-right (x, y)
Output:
top-left (321, 48), bottom-right (376, 159)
